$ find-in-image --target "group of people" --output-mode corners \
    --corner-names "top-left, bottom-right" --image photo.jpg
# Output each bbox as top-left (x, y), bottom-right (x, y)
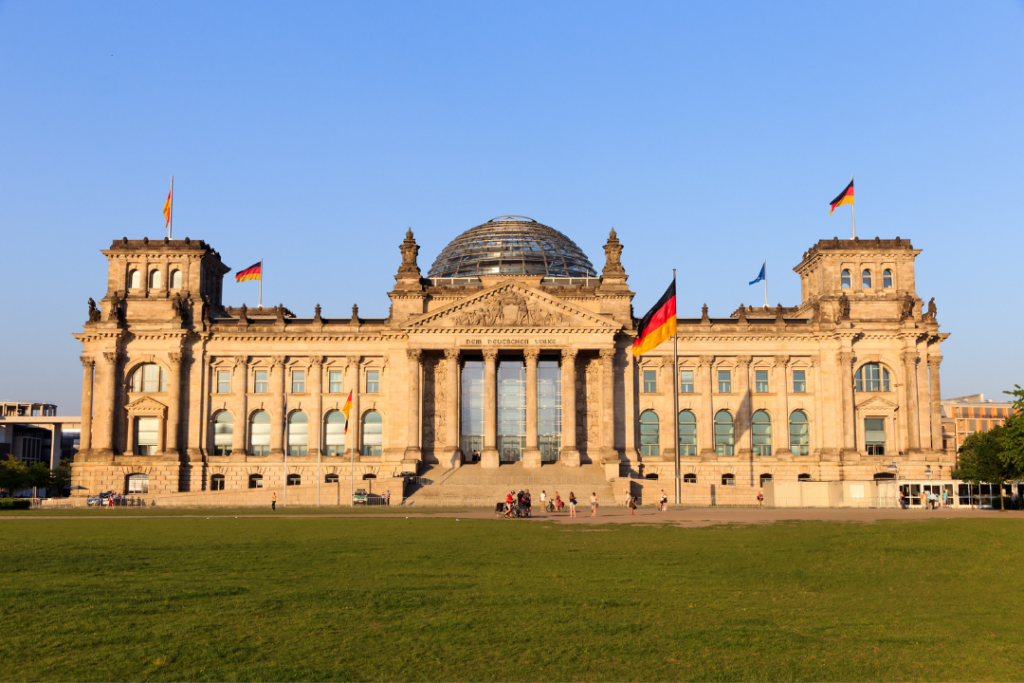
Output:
top-left (504, 490), bottom-right (593, 518)
top-left (899, 489), bottom-right (950, 509)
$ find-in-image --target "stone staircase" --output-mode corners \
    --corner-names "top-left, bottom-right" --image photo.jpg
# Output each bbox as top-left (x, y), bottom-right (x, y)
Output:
top-left (402, 462), bottom-right (616, 508)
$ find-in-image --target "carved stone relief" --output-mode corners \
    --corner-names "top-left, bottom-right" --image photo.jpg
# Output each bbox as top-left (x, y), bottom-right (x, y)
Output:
top-left (422, 354), bottom-right (447, 451)
top-left (449, 289), bottom-right (568, 327)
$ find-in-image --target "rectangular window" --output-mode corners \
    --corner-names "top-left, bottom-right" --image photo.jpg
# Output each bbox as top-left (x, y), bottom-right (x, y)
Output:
top-left (718, 370), bottom-right (731, 393)
top-left (969, 420), bottom-right (976, 432)
top-left (329, 370), bottom-right (343, 393)
top-left (217, 370), bottom-right (231, 393)
top-left (366, 370), bottom-right (379, 393)
top-left (755, 370), bottom-right (768, 393)
top-left (643, 370), bottom-right (657, 393)
top-left (291, 370), bottom-right (305, 393)
top-left (679, 369), bottom-right (694, 393)
top-left (792, 370), bottom-right (806, 393)
top-left (135, 417), bottom-right (158, 456)
top-left (254, 370), bottom-right (268, 393)
top-left (864, 417), bottom-right (886, 455)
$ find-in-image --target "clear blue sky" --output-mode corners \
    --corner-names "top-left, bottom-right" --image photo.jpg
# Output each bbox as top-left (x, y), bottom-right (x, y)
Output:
top-left (1, 0), bottom-right (1022, 414)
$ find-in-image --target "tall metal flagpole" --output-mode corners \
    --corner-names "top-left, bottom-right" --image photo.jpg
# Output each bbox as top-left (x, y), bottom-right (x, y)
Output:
top-left (851, 174), bottom-right (856, 239)
top-left (350, 441), bottom-right (355, 508)
top-left (283, 395), bottom-right (288, 509)
top-left (672, 269), bottom-right (681, 506)
top-left (258, 259), bottom-right (263, 309)
top-left (168, 175), bottom-right (174, 240)
top-left (763, 259), bottom-right (768, 308)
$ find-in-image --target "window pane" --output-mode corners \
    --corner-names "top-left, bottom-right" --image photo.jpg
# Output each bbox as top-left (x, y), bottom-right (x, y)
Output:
top-left (718, 370), bottom-right (731, 393)
top-left (755, 370), bottom-right (768, 393)
top-left (792, 370), bottom-right (805, 393)
top-left (643, 370), bottom-right (656, 393)
top-left (366, 370), bottom-right (379, 393)
top-left (292, 370), bottom-right (305, 393)
top-left (329, 370), bottom-right (343, 393)
top-left (679, 370), bottom-right (693, 393)
top-left (255, 370), bottom-right (267, 393)
top-left (217, 370), bottom-right (231, 393)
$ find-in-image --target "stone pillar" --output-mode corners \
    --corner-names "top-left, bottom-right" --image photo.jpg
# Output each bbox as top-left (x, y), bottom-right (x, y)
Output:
top-left (774, 355), bottom-right (792, 459)
top-left (523, 348), bottom-right (541, 469)
top-left (79, 357), bottom-right (94, 455)
top-left (838, 351), bottom-right (857, 456)
top-left (699, 355), bottom-right (715, 460)
top-left (405, 349), bottom-right (422, 463)
top-left (444, 348), bottom-right (460, 467)
top-left (902, 350), bottom-right (921, 452)
top-left (811, 357), bottom-right (826, 457)
top-left (346, 357), bottom-right (361, 459)
top-left (94, 351), bottom-right (119, 459)
top-left (928, 356), bottom-right (943, 453)
top-left (916, 351), bottom-right (932, 451)
top-left (270, 357), bottom-right (286, 459)
top-left (481, 349), bottom-right (499, 468)
top-left (164, 352), bottom-right (183, 457)
top-left (599, 348), bottom-right (617, 464)
top-left (560, 348), bottom-right (580, 467)
top-left (232, 356), bottom-right (248, 457)
top-left (309, 357), bottom-right (323, 457)
top-left (735, 355), bottom-right (752, 457)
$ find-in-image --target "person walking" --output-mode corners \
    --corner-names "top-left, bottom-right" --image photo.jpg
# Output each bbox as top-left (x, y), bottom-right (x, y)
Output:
top-left (919, 490), bottom-right (926, 509)
top-left (660, 489), bottom-right (668, 512)
top-left (271, 492), bottom-right (277, 511)
top-left (554, 491), bottom-right (563, 512)
top-left (540, 490), bottom-right (547, 512)
top-left (757, 491), bottom-right (764, 509)
top-left (386, 490), bottom-right (391, 506)
top-left (568, 491), bottom-right (577, 518)
top-left (627, 495), bottom-right (637, 516)
top-left (590, 492), bottom-right (598, 517)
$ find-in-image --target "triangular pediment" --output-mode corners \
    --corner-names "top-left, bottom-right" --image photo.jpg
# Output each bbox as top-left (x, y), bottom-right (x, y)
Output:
top-left (856, 395), bottom-right (899, 411)
top-left (404, 281), bottom-right (621, 332)
top-left (125, 396), bottom-right (168, 416)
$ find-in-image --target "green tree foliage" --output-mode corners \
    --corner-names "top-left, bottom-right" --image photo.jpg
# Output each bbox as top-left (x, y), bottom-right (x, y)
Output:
top-left (0, 455), bottom-right (30, 495)
top-left (954, 423), bottom-right (1023, 510)
top-left (51, 458), bottom-right (73, 495)
top-left (995, 384), bottom-right (1024, 471)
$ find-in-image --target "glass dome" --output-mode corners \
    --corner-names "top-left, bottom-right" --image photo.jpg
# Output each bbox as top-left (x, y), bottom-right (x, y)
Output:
top-left (427, 216), bottom-right (597, 278)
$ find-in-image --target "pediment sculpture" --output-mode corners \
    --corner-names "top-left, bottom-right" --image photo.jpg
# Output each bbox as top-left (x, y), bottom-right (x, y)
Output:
top-left (450, 290), bottom-right (567, 327)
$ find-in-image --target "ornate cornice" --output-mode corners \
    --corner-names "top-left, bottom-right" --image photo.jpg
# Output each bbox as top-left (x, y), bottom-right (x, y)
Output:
top-left (102, 351), bottom-right (119, 365)
top-left (523, 348), bottom-right (540, 361)
top-left (80, 356), bottom-right (95, 369)
top-left (561, 347), bottom-right (578, 362)
top-left (444, 348), bottom-right (460, 361)
top-left (482, 348), bottom-right (499, 361)
top-left (407, 349), bottom-right (422, 363)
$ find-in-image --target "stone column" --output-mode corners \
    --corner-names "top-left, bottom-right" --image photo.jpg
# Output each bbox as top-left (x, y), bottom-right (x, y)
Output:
top-left (916, 351), bottom-right (932, 451)
top-left (444, 348), bottom-right (460, 466)
top-left (838, 351), bottom-right (857, 456)
top-left (735, 355), bottom-right (752, 457)
top-left (810, 357), bottom-right (826, 457)
top-left (346, 357), bottom-right (361, 460)
top-left (309, 357), bottom-right (323, 457)
top-left (405, 349), bottom-right (422, 463)
top-left (79, 357), bottom-right (94, 455)
top-left (481, 349), bottom-right (499, 468)
top-left (523, 348), bottom-right (541, 469)
top-left (164, 352), bottom-right (183, 457)
top-left (902, 350), bottom-right (921, 452)
top-left (560, 348), bottom-right (580, 467)
top-left (699, 356), bottom-right (716, 460)
top-left (599, 348), bottom-right (617, 464)
top-left (774, 355), bottom-right (792, 459)
top-left (928, 356), bottom-right (943, 453)
top-left (270, 357), bottom-right (286, 459)
top-left (231, 356), bottom-right (248, 457)
top-left (94, 351), bottom-right (119, 459)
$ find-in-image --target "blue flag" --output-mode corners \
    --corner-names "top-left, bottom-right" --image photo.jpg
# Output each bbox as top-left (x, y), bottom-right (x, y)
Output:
top-left (749, 262), bottom-right (765, 285)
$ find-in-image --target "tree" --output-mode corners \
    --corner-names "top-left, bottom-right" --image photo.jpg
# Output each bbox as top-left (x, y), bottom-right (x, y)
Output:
top-left (51, 458), bottom-right (73, 497)
top-left (995, 384), bottom-right (1024, 472)
top-left (0, 455), bottom-right (30, 496)
top-left (954, 425), bottom-right (1023, 510)
top-left (26, 462), bottom-right (53, 498)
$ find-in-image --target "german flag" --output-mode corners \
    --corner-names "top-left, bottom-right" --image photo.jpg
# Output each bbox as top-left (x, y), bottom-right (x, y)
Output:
top-left (632, 279), bottom-right (677, 357)
top-left (235, 261), bottom-right (262, 282)
top-left (829, 179), bottom-right (855, 214)
top-left (341, 391), bottom-right (353, 434)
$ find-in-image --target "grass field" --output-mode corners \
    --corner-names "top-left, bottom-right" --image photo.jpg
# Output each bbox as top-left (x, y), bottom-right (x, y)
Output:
top-left (1, 516), bottom-right (1022, 682)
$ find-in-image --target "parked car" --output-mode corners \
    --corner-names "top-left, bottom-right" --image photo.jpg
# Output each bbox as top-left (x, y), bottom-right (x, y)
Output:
top-left (87, 491), bottom-right (115, 506)
top-left (353, 488), bottom-right (369, 505)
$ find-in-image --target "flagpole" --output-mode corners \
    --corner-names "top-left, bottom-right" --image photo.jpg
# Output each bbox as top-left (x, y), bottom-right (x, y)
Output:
top-left (283, 394), bottom-right (288, 509)
top-left (258, 259), bottom-right (263, 309)
top-left (851, 174), bottom-right (856, 239)
top-left (763, 259), bottom-right (768, 308)
top-left (168, 175), bottom-right (174, 240)
top-left (672, 270), bottom-right (681, 507)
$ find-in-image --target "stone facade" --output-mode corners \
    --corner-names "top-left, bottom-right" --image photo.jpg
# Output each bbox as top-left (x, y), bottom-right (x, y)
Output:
top-left (71, 228), bottom-right (950, 497)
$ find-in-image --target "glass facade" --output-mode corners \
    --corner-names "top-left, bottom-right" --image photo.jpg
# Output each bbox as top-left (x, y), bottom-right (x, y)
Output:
top-left (537, 360), bottom-right (562, 462)
top-left (460, 360), bottom-right (484, 457)
top-left (498, 360), bottom-right (525, 462)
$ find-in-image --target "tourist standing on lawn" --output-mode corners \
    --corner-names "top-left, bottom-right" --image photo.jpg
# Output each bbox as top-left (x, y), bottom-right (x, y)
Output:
top-left (660, 489), bottom-right (668, 512)
top-left (757, 491), bottom-right (764, 509)
top-left (590, 492), bottom-right (598, 517)
top-left (540, 490), bottom-right (547, 511)
top-left (271, 492), bottom-right (276, 511)
top-left (627, 495), bottom-right (637, 515)
top-left (920, 491), bottom-right (926, 509)
top-left (385, 490), bottom-right (391, 506)
top-left (568, 492), bottom-right (577, 518)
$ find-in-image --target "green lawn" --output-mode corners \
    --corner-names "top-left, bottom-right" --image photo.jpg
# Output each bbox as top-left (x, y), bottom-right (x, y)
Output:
top-left (1, 517), bottom-right (1021, 682)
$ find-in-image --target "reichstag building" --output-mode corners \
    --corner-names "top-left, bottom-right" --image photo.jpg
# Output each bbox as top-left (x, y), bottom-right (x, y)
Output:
top-left (72, 216), bottom-right (951, 496)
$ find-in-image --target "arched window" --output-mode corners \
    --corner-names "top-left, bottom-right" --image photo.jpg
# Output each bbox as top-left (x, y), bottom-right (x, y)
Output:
top-left (248, 474), bottom-right (263, 489)
top-left (324, 411), bottom-right (346, 455)
top-left (678, 410), bottom-right (697, 456)
top-left (287, 412), bottom-right (308, 456)
top-left (170, 269), bottom-right (182, 289)
top-left (150, 270), bottom-right (162, 289)
top-left (210, 474), bottom-right (225, 491)
top-left (789, 410), bottom-right (809, 456)
top-left (721, 473), bottom-right (735, 486)
top-left (752, 410), bottom-right (772, 456)
top-left (883, 269), bottom-right (893, 288)
top-left (249, 411), bottom-right (271, 456)
top-left (798, 473), bottom-right (811, 482)
top-left (714, 411), bottom-right (734, 456)
top-left (841, 270), bottom-right (851, 288)
top-left (126, 473), bottom-right (149, 494)
top-left (862, 269), bottom-right (872, 288)
top-left (759, 473), bottom-right (773, 487)
top-left (639, 410), bottom-right (659, 456)
top-left (129, 363), bottom-right (167, 393)
top-left (325, 473), bottom-right (339, 483)
top-left (854, 363), bottom-right (890, 392)
top-left (362, 411), bottom-right (382, 456)
top-left (213, 410), bottom-right (233, 456)
top-left (287, 474), bottom-right (301, 486)
top-left (128, 269), bottom-right (141, 289)
top-left (874, 472), bottom-right (895, 480)
top-left (683, 473), bottom-right (697, 484)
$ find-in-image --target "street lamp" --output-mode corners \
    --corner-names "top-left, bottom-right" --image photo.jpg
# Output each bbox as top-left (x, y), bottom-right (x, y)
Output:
top-left (925, 466), bottom-right (933, 480)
